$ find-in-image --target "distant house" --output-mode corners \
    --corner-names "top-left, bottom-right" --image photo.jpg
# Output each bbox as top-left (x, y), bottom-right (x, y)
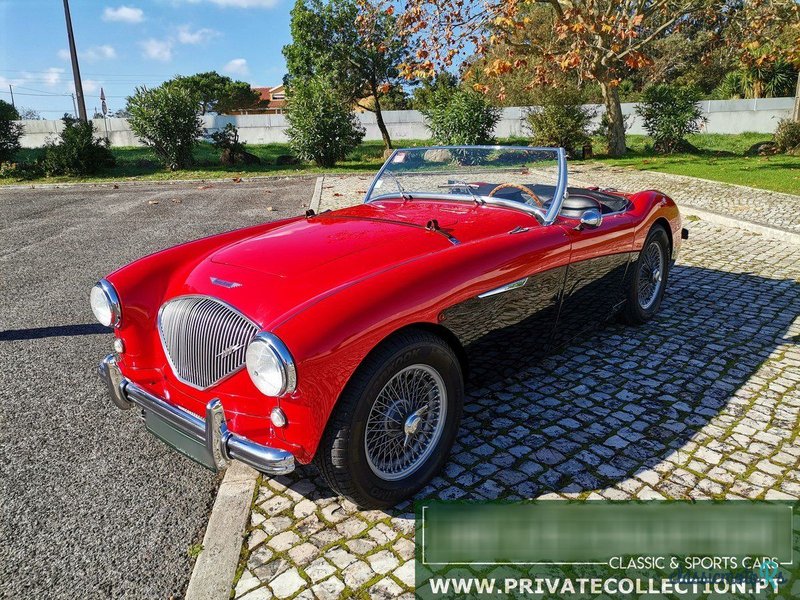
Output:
top-left (230, 85), bottom-right (286, 115)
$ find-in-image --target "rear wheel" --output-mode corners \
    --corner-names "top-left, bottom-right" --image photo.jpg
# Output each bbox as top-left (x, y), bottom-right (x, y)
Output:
top-left (315, 329), bottom-right (464, 508)
top-left (623, 225), bottom-right (670, 324)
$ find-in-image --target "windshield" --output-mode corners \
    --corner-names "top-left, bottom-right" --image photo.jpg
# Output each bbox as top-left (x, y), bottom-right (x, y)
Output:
top-left (365, 146), bottom-right (567, 224)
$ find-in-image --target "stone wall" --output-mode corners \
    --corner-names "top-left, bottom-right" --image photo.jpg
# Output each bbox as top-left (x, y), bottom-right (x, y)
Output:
top-left (16, 97), bottom-right (794, 148)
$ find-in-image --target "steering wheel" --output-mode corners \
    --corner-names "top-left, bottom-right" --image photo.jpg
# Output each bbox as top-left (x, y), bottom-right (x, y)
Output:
top-left (487, 182), bottom-right (544, 208)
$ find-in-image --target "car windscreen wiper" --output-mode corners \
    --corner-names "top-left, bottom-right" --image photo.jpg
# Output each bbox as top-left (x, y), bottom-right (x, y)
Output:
top-left (438, 180), bottom-right (485, 205)
top-left (381, 171), bottom-right (411, 201)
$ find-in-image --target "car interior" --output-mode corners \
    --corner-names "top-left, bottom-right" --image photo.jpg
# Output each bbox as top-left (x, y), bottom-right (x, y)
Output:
top-left (469, 183), bottom-right (632, 217)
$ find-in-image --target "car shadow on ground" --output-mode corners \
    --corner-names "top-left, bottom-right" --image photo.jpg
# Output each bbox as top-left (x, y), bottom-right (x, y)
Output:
top-left (0, 323), bottom-right (110, 341)
top-left (268, 261), bottom-right (798, 513)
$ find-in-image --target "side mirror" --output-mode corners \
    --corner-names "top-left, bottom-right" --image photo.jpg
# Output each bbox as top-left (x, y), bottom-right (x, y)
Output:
top-left (580, 208), bottom-right (603, 229)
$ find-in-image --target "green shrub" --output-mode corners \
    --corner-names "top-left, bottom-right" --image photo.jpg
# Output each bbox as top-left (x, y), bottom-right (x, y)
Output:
top-left (210, 123), bottom-right (247, 165)
top-left (0, 99), bottom-right (23, 163)
top-left (526, 88), bottom-right (594, 157)
top-left (773, 119), bottom-right (800, 153)
top-left (285, 77), bottom-right (365, 168)
top-left (421, 89), bottom-right (500, 145)
top-left (636, 84), bottom-right (705, 154)
top-left (41, 115), bottom-right (115, 176)
top-left (127, 83), bottom-right (203, 170)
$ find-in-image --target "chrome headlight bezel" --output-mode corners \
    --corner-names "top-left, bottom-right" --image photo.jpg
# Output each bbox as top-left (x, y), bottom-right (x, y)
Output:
top-left (90, 279), bottom-right (122, 328)
top-left (245, 332), bottom-right (297, 397)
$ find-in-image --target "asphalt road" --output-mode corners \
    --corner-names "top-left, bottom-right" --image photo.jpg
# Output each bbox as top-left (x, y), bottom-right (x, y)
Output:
top-left (0, 177), bottom-right (317, 599)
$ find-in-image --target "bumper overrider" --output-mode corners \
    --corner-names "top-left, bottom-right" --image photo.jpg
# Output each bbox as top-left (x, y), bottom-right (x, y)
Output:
top-left (98, 354), bottom-right (295, 475)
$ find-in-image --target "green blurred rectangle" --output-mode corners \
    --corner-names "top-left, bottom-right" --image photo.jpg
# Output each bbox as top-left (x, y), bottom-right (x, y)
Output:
top-left (419, 501), bottom-right (794, 564)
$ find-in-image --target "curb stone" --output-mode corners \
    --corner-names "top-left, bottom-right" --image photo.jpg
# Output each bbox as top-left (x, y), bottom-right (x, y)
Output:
top-left (309, 176), bottom-right (324, 213)
top-left (679, 206), bottom-right (800, 245)
top-left (185, 462), bottom-right (258, 600)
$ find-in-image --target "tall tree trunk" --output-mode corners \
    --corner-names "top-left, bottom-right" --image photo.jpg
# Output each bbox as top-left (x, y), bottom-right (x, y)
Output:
top-left (372, 92), bottom-right (393, 150)
top-left (793, 72), bottom-right (800, 122)
top-left (600, 79), bottom-right (626, 157)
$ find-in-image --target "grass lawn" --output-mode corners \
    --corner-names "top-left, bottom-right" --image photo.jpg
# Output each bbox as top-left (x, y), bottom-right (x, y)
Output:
top-left (592, 133), bottom-right (800, 195)
top-left (3, 132), bottom-right (798, 195)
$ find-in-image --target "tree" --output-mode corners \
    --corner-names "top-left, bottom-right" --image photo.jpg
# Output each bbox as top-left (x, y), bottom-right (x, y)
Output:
top-left (283, 0), bottom-right (407, 149)
top-left (636, 84), bottom-right (705, 153)
top-left (170, 71), bottom-right (261, 115)
top-left (41, 115), bottom-right (115, 175)
top-left (18, 107), bottom-right (42, 120)
top-left (127, 83), bottom-right (203, 169)
top-left (285, 76), bottom-right (365, 167)
top-left (420, 88), bottom-right (500, 145)
top-left (720, 0), bottom-right (799, 114)
top-left (394, 0), bottom-right (720, 156)
top-left (0, 99), bottom-right (23, 163)
top-left (412, 71), bottom-right (459, 110)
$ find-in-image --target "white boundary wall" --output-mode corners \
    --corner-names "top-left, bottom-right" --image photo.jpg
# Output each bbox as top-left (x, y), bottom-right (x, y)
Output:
top-left (17, 97), bottom-right (794, 148)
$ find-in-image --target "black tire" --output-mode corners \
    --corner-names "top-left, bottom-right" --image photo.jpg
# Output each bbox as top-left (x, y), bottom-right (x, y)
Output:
top-left (315, 329), bottom-right (464, 509)
top-left (623, 225), bottom-right (670, 324)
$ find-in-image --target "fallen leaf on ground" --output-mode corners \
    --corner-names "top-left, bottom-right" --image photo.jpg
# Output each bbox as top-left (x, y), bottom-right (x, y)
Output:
top-left (197, 184), bottom-right (213, 190)
top-left (113, 184), bottom-right (119, 189)
top-left (171, 198), bottom-right (182, 204)
top-left (147, 200), bottom-right (159, 205)
top-left (333, 192), bottom-right (343, 197)
top-left (266, 206), bottom-right (274, 211)
top-left (232, 177), bottom-right (242, 183)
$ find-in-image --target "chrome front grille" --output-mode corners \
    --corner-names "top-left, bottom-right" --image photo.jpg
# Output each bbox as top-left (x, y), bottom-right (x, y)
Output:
top-left (158, 296), bottom-right (259, 390)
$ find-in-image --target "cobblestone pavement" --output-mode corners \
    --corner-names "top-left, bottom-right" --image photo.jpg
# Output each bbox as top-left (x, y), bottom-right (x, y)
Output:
top-left (231, 218), bottom-right (800, 598)
top-left (316, 166), bottom-right (800, 232)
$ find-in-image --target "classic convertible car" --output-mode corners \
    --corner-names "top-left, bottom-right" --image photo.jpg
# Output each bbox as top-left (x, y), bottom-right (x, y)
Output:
top-left (94, 146), bottom-right (685, 508)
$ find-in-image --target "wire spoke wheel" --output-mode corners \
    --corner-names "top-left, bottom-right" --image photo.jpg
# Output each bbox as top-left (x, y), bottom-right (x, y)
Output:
top-left (364, 364), bottom-right (447, 481)
top-left (637, 240), bottom-right (664, 310)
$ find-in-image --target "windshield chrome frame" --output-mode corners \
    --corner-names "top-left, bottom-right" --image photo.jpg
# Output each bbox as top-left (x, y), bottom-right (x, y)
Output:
top-left (364, 145), bottom-right (568, 226)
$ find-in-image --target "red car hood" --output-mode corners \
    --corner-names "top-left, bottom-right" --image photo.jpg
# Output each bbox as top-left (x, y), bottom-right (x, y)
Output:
top-left (180, 205), bottom-right (452, 328)
top-left (171, 200), bottom-right (532, 328)
top-left (210, 210), bottom-right (449, 277)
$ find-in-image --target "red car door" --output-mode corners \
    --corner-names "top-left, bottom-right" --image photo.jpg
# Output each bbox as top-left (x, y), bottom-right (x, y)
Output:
top-left (553, 210), bottom-right (637, 346)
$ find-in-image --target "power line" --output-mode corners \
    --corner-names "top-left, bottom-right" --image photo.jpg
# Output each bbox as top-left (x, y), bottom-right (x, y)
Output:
top-left (0, 90), bottom-right (70, 97)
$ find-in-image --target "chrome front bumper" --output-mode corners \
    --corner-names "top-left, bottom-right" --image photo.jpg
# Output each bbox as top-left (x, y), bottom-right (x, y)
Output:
top-left (98, 354), bottom-right (295, 475)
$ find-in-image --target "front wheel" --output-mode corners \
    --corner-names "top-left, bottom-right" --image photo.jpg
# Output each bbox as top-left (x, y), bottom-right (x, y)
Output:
top-left (623, 225), bottom-right (670, 324)
top-left (315, 330), bottom-right (464, 509)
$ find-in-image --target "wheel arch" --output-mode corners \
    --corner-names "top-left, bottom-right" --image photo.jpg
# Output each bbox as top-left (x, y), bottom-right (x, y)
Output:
top-left (652, 217), bottom-right (673, 255)
top-left (351, 322), bottom-right (469, 386)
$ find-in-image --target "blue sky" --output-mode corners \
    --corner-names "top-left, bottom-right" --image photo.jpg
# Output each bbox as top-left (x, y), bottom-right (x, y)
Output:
top-left (0, 0), bottom-right (294, 117)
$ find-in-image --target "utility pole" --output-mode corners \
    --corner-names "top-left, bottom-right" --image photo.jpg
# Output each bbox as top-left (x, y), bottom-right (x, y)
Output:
top-left (8, 85), bottom-right (14, 109)
top-left (71, 93), bottom-right (78, 117)
top-left (63, 0), bottom-right (87, 122)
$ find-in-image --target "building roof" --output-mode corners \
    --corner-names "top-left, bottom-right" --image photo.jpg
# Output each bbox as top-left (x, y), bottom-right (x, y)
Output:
top-left (252, 85), bottom-right (286, 112)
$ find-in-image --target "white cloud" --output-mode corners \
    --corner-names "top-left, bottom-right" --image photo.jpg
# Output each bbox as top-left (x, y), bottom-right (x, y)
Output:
top-left (185, 0), bottom-right (280, 8)
top-left (223, 58), bottom-right (249, 76)
top-left (59, 45), bottom-right (117, 62)
top-left (140, 38), bottom-right (173, 61)
top-left (87, 45), bottom-right (118, 60)
top-left (83, 80), bottom-right (101, 95)
top-left (103, 6), bottom-right (144, 23)
top-left (177, 25), bottom-right (220, 45)
top-left (43, 68), bottom-right (65, 87)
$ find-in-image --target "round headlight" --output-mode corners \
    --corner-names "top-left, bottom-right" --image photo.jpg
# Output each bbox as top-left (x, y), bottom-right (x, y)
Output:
top-left (245, 333), bottom-right (296, 397)
top-left (90, 280), bottom-right (121, 327)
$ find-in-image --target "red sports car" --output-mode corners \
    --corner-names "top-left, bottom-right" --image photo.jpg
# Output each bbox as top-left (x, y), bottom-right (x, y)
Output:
top-left (95, 146), bottom-right (685, 508)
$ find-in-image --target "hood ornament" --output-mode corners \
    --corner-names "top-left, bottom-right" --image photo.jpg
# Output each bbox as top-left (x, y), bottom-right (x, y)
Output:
top-left (210, 277), bottom-right (242, 289)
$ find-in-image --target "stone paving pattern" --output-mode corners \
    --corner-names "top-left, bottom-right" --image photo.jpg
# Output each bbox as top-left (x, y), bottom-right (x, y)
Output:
top-left (316, 166), bottom-right (800, 232)
top-left (231, 216), bottom-right (800, 598)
